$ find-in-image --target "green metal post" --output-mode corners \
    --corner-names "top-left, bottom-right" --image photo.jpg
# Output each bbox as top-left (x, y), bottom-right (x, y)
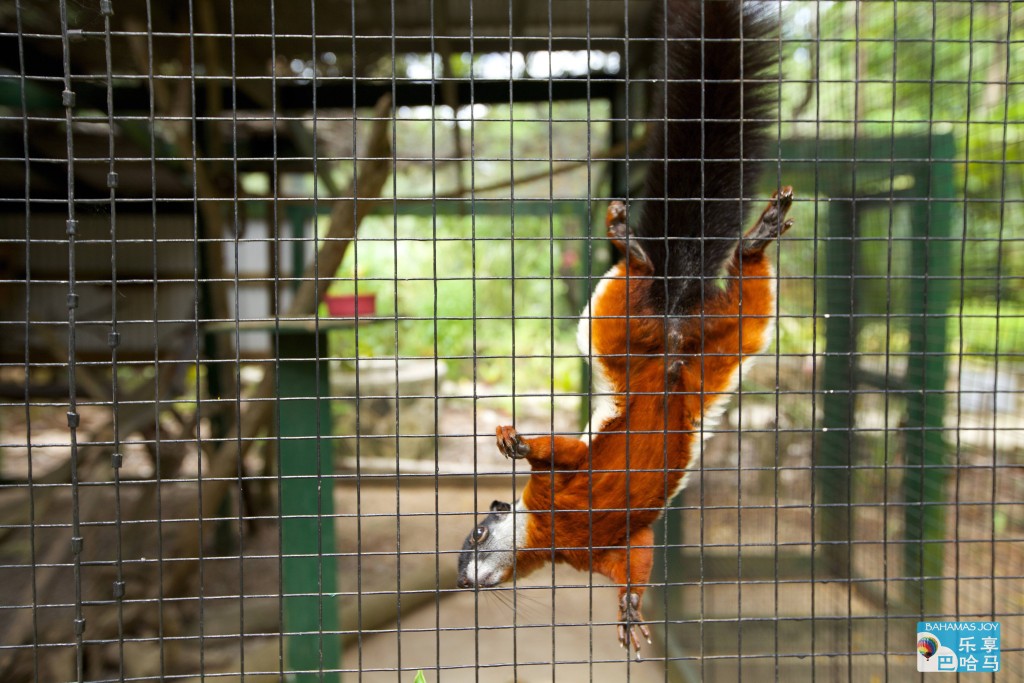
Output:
top-left (650, 506), bottom-right (699, 683)
top-left (902, 134), bottom-right (955, 616)
top-left (278, 331), bottom-right (341, 681)
top-left (818, 200), bottom-right (856, 579)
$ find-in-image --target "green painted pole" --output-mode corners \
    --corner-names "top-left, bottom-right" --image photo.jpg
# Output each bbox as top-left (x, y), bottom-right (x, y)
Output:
top-left (818, 201), bottom-right (856, 579)
top-left (650, 510), bottom-right (701, 683)
top-left (902, 133), bottom-right (955, 616)
top-left (278, 331), bottom-right (341, 681)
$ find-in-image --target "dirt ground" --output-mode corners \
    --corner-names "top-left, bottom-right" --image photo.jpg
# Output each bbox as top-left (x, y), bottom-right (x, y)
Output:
top-left (1, 359), bottom-right (1021, 680)
top-left (191, 477), bottom-right (674, 682)
top-left (3, 472), bottom-right (1018, 681)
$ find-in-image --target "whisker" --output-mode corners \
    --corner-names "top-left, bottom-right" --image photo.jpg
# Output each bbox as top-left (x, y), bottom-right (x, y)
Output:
top-left (481, 587), bottom-right (551, 623)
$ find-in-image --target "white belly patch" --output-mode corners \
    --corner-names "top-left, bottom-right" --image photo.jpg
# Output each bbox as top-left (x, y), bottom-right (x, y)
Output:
top-left (576, 265), bottom-right (622, 444)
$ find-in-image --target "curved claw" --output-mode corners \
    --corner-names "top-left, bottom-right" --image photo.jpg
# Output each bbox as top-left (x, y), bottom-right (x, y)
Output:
top-left (617, 591), bottom-right (651, 659)
top-left (772, 185), bottom-right (794, 212)
top-left (495, 425), bottom-right (530, 459)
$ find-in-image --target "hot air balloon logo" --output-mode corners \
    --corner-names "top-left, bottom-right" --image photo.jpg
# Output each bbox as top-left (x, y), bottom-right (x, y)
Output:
top-left (918, 634), bottom-right (940, 660)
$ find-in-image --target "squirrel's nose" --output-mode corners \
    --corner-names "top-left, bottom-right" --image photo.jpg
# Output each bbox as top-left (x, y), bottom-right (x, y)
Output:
top-left (456, 576), bottom-right (472, 589)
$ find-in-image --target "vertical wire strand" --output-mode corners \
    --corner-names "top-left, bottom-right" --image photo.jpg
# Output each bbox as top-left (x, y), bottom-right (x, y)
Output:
top-left (658, 0), bottom-right (672, 676)
top-left (662, 5), bottom-right (674, 671)
top-left (583, 2), bottom-right (596, 676)
top-left (307, 0), bottom-right (328, 676)
top-left (56, 2), bottom-right (85, 679)
top-left (622, 0), bottom-right (634, 675)
top-left (696, 3), bottom-right (713, 678)
top-left (881, 0), bottom-right (901, 673)
top-left (847, 1), bottom-right (863, 673)
top-left (226, 0), bottom-right (248, 674)
top-left (545, 20), bottom-right (558, 674)
top-left (428, 4), bottom-right (442, 680)
top-left (919, 0), bottom-right (941, 621)
top-left (990, 0), bottom-right (1013, 652)
top-left (509, 2), bottom-right (522, 677)
top-left (268, 0), bottom-right (285, 676)
top-left (772, 3), bottom-right (785, 678)
top-left (468, 1), bottom-right (481, 679)
top-left (953, 0), bottom-right (980, 645)
top-left (697, 1), bottom-right (709, 676)
top-left (735, 8), bottom-right (747, 677)
top-left (542, 1), bottom-right (554, 677)
top-left (99, 1), bottom-right (126, 678)
top-left (349, 0), bottom-right (365, 676)
top-left (808, 1), bottom-right (823, 678)
top-left (143, 0), bottom-right (169, 671)
top-left (387, 1), bottom-right (402, 677)
top-left (14, 3), bottom-right (41, 679)
top-left (185, 0), bottom-right (207, 675)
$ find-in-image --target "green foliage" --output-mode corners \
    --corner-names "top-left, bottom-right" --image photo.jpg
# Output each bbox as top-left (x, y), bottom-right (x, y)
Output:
top-left (320, 99), bottom-right (613, 390)
top-left (950, 301), bottom-right (1024, 358)
top-left (412, 671), bottom-right (428, 683)
top-left (330, 210), bottom-right (588, 391)
top-left (316, 100), bottom-right (612, 389)
top-left (781, 1), bottom-right (1022, 305)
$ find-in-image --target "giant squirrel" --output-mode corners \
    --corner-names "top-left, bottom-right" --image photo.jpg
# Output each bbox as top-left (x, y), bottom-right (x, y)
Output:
top-left (457, 0), bottom-right (791, 657)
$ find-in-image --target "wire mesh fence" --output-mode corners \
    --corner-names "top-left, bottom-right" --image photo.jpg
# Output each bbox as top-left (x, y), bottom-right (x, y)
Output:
top-left (0, 0), bottom-right (1021, 681)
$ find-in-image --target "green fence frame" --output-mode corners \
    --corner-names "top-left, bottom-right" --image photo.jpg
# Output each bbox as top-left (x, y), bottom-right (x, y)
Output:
top-left (651, 134), bottom-right (957, 678)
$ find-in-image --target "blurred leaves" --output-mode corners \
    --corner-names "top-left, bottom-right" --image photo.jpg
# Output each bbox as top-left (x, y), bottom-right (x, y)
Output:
top-left (782, 1), bottom-right (1021, 304)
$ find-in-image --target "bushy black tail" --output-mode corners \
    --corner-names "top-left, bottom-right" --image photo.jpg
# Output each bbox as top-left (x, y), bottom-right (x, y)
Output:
top-left (637, 0), bottom-right (778, 316)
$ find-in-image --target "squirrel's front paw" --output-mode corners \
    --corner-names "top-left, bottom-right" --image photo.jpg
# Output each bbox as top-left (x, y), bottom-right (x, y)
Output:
top-left (495, 426), bottom-right (530, 459)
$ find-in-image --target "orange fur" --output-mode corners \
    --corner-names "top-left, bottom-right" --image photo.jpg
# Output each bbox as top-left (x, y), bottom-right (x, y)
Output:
top-left (514, 218), bottom-right (780, 594)
top-left (459, 1), bottom-right (787, 654)
top-left (479, 188), bottom-right (792, 656)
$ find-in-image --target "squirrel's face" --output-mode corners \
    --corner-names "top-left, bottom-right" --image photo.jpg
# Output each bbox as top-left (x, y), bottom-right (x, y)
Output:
top-left (456, 499), bottom-right (523, 589)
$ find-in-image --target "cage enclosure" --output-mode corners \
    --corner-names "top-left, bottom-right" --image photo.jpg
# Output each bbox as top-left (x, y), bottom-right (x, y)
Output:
top-left (0, 1), bottom-right (1020, 681)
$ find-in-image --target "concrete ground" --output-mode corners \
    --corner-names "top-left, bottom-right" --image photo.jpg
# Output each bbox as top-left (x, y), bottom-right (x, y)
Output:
top-left (341, 564), bottom-right (668, 683)
top-left (333, 475), bottom-right (669, 682)
top-left (173, 476), bottom-right (671, 682)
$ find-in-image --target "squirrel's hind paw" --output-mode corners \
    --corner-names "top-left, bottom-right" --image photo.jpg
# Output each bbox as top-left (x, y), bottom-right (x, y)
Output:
top-left (741, 186), bottom-right (795, 256)
top-left (606, 201), bottom-right (654, 272)
top-left (617, 591), bottom-right (651, 658)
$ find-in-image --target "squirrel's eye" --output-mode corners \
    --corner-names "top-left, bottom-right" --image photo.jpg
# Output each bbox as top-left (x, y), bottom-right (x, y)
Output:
top-left (472, 526), bottom-right (489, 544)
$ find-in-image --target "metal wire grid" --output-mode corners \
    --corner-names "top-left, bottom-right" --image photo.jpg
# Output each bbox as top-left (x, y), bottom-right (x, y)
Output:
top-left (0, 0), bottom-right (1021, 681)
